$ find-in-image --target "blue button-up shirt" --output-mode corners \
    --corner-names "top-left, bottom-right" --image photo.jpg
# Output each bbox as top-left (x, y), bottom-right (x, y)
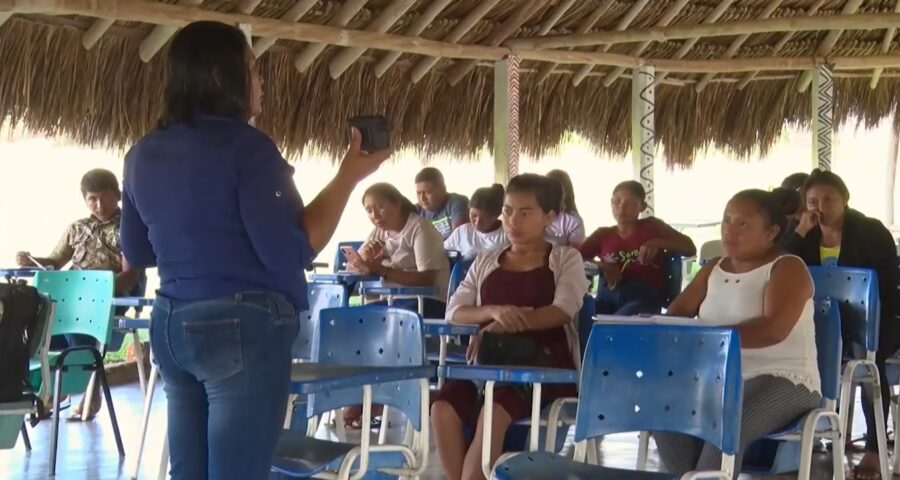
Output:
top-left (121, 116), bottom-right (313, 309)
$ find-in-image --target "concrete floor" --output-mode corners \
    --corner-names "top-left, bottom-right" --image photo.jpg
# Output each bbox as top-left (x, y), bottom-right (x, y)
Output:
top-left (0, 381), bottom-right (882, 479)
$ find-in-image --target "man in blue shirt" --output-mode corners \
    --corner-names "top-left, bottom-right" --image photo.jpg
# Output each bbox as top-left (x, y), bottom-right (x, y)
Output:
top-left (414, 167), bottom-right (469, 240)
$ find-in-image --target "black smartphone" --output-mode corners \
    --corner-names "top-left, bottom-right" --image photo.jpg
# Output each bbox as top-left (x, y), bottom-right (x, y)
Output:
top-left (348, 115), bottom-right (390, 152)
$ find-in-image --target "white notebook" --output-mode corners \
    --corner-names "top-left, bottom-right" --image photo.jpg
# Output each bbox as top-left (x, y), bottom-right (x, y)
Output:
top-left (593, 314), bottom-right (699, 326)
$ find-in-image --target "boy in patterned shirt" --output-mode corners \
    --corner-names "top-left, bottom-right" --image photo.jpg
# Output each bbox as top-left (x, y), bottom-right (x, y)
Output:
top-left (16, 168), bottom-right (142, 420)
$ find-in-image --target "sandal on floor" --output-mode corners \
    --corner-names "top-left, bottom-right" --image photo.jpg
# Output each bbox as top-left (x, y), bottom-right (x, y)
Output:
top-left (344, 416), bottom-right (382, 430)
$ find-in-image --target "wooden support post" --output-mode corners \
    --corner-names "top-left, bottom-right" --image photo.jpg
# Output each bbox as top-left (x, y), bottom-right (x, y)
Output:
top-left (632, 65), bottom-right (655, 215)
top-left (493, 55), bottom-right (521, 184)
top-left (811, 64), bottom-right (834, 170)
top-left (887, 118), bottom-right (899, 225)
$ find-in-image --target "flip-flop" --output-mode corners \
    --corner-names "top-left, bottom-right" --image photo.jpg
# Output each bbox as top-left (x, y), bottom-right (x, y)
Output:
top-left (345, 416), bottom-right (382, 430)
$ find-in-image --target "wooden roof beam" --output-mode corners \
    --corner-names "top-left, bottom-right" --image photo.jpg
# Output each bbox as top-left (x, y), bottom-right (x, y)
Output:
top-left (373, 0), bottom-right (452, 78)
top-left (138, 0), bottom-right (204, 62)
top-left (572, 0), bottom-right (650, 86)
top-left (506, 10), bottom-right (900, 49)
top-left (694, 0), bottom-right (783, 93)
top-left (409, 0), bottom-right (501, 84)
top-left (797, 0), bottom-right (864, 92)
top-left (328, 0), bottom-right (417, 78)
top-left (535, 0), bottom-right (615, 84)
top-left (870, 0), bottom-right (900, 89)
top-left (602, 0), bottom-right (691, 87)
top-left (736, 0), bottom-right (827, 89)
top-left (446, 0), bottom-right (549, 86)
top-left (294, 0), bottom-right (369, 72)
top-left (655, 0), bottom-right (735, 86)
top-left (252, 0), bottom-right (318, 57)
top-left (0, 12), bottom-right (10, 25)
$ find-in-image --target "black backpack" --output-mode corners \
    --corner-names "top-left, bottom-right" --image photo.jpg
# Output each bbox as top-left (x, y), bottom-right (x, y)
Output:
top-left (0, 283), bottom-right (41, 403)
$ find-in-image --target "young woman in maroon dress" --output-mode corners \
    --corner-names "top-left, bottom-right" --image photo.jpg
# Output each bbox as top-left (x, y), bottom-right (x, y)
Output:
top-left (579, 181), bottom-right (696, 315)
top-left (430, 174), bottom-right (589, 480)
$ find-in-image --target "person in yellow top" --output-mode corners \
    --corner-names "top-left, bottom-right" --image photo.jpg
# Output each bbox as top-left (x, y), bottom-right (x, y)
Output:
top-left (15, 169), bottom-right (143, 421)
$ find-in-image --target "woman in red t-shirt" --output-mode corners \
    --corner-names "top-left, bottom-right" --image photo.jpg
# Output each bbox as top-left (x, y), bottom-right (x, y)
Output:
top-left (579, 181), bottom-right (696, 315)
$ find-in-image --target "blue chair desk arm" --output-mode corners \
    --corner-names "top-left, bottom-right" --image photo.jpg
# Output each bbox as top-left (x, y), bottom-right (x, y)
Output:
top-left (437, 365), bottom-right (578, 384)
top-left (359, 282), bottom-right (437, 297)
top-left (115, 317), bottom-right (151, 330)
top-left (290, 364), bottom-right (436, 395)
top-left (111, 297), bottom-right (155, 308)
top-left (422, 319), bottom-right (480, 337)
top-left (310, 273), bottom-right (378, 284)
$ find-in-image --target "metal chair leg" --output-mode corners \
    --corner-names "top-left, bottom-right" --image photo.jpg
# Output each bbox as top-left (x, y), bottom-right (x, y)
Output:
top-left (48, 367), bottom-right (64, 477)
top-left (96, 356), bottom-right (125, 457)
top-left (132, 363), bottom-right (159, 479)
top-left (20, 423), bottom-right (31, 451)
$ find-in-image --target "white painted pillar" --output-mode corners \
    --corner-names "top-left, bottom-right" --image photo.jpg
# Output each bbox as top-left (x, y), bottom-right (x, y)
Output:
top-left (631, 66), bottom-right (656, 216)
top-left (886, 120), bottom-right (899, 226)
top-left (811, 64), bottom-right (834, 170)
top-left (493, 55), bottom-right (521, 184)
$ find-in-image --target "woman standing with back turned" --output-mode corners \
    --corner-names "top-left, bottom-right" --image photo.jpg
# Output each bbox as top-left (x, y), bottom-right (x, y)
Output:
top-left (120, 22), bottom-right (389, 480)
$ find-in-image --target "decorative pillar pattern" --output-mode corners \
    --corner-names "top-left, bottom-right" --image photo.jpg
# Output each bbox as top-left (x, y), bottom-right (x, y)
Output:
top-left (631, 66), bottom-right (656, 215)
top-left (812, 64), bottom-right (834, 170)
top-left (493, 54), bottom-right (520, 183)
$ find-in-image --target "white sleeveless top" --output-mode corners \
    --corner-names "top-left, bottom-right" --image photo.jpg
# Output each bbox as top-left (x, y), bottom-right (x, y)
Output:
top-left (698, 255), bottom-right (820, 393)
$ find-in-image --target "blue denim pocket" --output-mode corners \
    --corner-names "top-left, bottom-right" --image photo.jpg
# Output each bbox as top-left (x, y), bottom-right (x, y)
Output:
top-left (182, 318), bottom-right (243, 382)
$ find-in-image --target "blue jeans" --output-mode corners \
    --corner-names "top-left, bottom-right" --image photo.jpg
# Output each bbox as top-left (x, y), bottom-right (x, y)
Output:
top-left (595, 276), bottom-right (662, 316)
top-left (151, 292), bottom-right (299, 480)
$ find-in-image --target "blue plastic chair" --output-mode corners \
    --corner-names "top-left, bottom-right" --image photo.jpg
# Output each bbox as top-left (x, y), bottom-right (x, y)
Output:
top-left (729, 298), bottom-right (845, 479)
top-left (31, 270), bottom-right (125, 476)
top-left (660, 254), bottom-right (684, 306)
top-left (492, 323), bottom-right (743, 480)
top-left (333, 241), bottom-right (364, 273)
top-left (808, 266), bottom-right (889, 479)
top-left (292, 283), bottom-right (349, 360)
top-left (427, 259), bottom-right (475, 368)
top-left (272, 306), bottom-right (429, 479)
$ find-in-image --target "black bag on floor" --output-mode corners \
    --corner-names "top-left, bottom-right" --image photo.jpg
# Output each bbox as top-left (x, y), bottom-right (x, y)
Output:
top-left (0, 283), bottom-right (41, 403)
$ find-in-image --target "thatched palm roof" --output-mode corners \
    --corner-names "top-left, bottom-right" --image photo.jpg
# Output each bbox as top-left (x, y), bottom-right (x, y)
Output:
top-left (1, 0), bottom-right (900, 166)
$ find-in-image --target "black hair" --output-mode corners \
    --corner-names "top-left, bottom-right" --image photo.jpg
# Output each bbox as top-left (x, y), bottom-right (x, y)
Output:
top-left (506, 174), bottom-right (561, 214)
top-left (729, 189), bottom-right (788, 242)
top-left (770, 187), bottom-right (801, 217)
top-left (161, 21), bottom-right (251, 127)
top-left (81, 169), bottom-right (120, 197)
top-left (613, 180), bottom-right (647, 203)
top-left (414, 167), bottom-right (445, 186)
top-left (781, 172), bottom-right (810, 192)
top-left (803, 168), bottom-right (850, 202)
top-left (363, 183), bottom-right (417, 217)
top-left (470, 184), bottom-right (505, 217)
top-left (546, 169), bottom-right (578, 214)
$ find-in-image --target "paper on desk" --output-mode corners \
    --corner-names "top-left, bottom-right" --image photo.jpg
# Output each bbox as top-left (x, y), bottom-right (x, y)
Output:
top-left (593, 314), bottom-right (699, 326)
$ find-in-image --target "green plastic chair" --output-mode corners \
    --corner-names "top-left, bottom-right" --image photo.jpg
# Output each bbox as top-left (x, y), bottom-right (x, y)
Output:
top-left (31, 270), bottom-right (125, 475)
top-left (0, 292), bottom-right (52, 450)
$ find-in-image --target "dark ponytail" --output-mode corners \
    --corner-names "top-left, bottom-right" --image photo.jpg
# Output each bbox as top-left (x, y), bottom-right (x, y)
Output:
top-left (470, 184), bottom-right (505, 217)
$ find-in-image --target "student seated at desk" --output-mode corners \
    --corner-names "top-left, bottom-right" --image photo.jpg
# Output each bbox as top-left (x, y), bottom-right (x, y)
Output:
top-left (349, 182), bottom-right (450, 317)
top-left (15, 168), bottom-right (143, 421)
top-left (661, 189), bottom-right (821, 479)
top-left (543, 169), bottom-right (585, 247)
top-left (785, 169), bottom-right (897, 480)
top-left (431, 173), bottom-right (589, 480)
top-left (579, 181), bottom-right (695, 315)
top-left (444, 184), bottom-right (508, 260)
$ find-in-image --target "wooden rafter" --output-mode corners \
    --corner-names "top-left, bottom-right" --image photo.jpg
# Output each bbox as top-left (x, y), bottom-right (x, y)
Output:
top-left (655, 0), bottom-right (735, 85)
top-left (446, 0), bottom-right (548, 86)
top-left (7, 0), bottom-right (900, 74)
top-left (138, 0), bottom-right (203, 62)
top-left (694, 0), bottom-right (783, 93)
top-left (797, 0), bottom-right (864, 92)
top-left (572, 0), bottom-right (650, 86)
top-left (252, 0), bottom-right (318, 57)
top-left (535, 0), bottom-right (614, 84)
top-left (506, 10), bottom-right (900, 49)
top-left (408, 0), bottom-right (500, 84)
top-left (82, 18), bottom-right (114, 49)
top-left (294, 0), bottom-right (369, 72)
top-left (373, 0), bottom-right (452, 78)
top-left (0, 12), bottom-right (9, 25)
top-left (327, 0), bottom-right (417, 79)
top-left (870, 0), bottom-right (900, 89)
top-left (602, 0), bottom-right (690, 88)
top-left (736, 0), bottom-right (827, 90)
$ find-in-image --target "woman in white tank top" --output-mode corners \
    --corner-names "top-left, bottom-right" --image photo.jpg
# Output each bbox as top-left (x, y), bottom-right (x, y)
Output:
top-left (655, 189), bottom-right (823, 478)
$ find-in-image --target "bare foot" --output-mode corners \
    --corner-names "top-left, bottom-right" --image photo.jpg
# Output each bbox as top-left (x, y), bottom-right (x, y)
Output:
top-left (850, 453), bottom-right (882, 480)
